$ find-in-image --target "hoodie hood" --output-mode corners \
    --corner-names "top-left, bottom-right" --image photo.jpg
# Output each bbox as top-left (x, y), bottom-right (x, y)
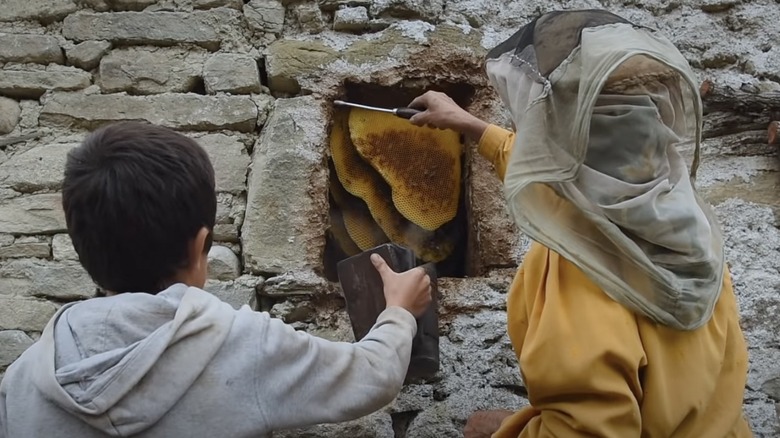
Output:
top-left (29, 284), bottom-right (236, 436)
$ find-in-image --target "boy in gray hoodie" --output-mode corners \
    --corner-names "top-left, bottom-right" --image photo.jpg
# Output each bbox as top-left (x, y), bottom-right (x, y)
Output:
top-left (0, 121), bottom-right (432, 438)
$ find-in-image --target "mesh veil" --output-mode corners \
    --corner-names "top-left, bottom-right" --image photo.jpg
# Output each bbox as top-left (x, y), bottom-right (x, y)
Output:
top-left (487, 10), bottom-right (724, 330)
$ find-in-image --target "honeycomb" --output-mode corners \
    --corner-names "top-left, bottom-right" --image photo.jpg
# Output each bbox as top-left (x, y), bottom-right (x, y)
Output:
top-left (328, 109), bottom-right (458, 263)
top-left (348, 108), bottom-right (462, 231)
top-left (328, 204), bottom-right (361, 257)
top-left (329, 166), bottom-right (389, 251)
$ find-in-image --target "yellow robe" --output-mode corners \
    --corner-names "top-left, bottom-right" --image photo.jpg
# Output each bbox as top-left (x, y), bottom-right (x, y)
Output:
top-left (478, 124), bottom-right (753, 438)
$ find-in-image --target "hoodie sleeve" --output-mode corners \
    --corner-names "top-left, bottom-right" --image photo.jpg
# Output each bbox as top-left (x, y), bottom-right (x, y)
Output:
top-left (251, 305), bottom-right (417, 431)
top-left (0, 378), bottom-right (7, 438)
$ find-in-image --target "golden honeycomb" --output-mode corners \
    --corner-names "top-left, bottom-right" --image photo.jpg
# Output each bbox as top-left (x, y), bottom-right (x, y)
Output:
top-left (328, 205), bottom-right (361, 257)
top-left (348, 108), bottom-right (462, 231)
top-left (329, 166), bottom-right (389, 251)
top-left (328, 108), bottom-right (460, 263)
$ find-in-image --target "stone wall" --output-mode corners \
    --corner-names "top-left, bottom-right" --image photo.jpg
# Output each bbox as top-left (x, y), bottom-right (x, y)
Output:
top-left (0, 0), bottom-right (778, 436)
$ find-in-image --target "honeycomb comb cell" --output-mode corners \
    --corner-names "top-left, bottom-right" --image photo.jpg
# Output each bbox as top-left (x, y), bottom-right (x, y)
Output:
top-left (327, 201), bottom-right (361, 257)
top-left (329, 110), bottom-right (454, 262)
top-left (329, 164), bottom-right (389, 251)
top-left (347, 108), bottom-right (462, 231)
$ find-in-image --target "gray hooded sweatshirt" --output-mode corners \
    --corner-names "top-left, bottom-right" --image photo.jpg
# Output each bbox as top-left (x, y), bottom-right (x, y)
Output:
top-left (0, 284), bottom-right (417, 437)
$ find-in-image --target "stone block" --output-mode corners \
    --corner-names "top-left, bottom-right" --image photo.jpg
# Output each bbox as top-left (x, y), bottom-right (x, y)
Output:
top-left (0, 194), bottom-right (66, 235)
top-left (62, 10), bottom-right (243, 51)
top-left (265, 40), bottom-right (337, 93)
top-left (66, 41), bottom-right (112, 71)
top-left (0, 330), bottom-right (34, 368)
top-left (98, 47), bottom-right (207, 95)
top-left (0, 143), bottom-right (78, 193)
top-left (244, 0), bottom-right (286, 35)
top-left (197, 134), bottom-right (250, 193)
top-left (52, 234), bottom-right (79, 261)
top-left (318, 0), bottom-right (372, 11)
top-left (242, 96), bottom-right (328, 274)
top-left (291, 3), bottom-right (326, 33)
top-left (214, 193), bottom-right (245, 243)
top-left (0, 260), bottom-right (95, 300)
top-left (0, 97), bottom-right (21, 135)
top-left (333, 7), bottom-right (369, 32)
top-left (370, 0), bottom-right (444, 22)
top-left (213, 224), bottom-right (240, 242)
top-left (207, 245), bottom-right (241, 281)
top-left (0, 235), bottom-right (13, 247)
top-left (193, 0), bottom-right (243, 9)
top-left (203, 53), bottom-right (262, 95)
top-left (0, 66), bottom-right (92, 99)
top-left (0, 34), bottom-right (64, 64)
top-left (0, 237), bottom-right (50, 259)
top-left (204, 275), bottom-right (262, 310)
top-left (252, 94), bottom-right (274, 127)
top-left (76, 0), bottom-right (158, 11)
top-left (268, 298), bottom-right (317, 323)
top-left (106, 0), bottom-right (157, 10)
top-left (0, 296), bottom-right (58, 332)
top-left (261, 270), bottom-right (331, 296)
top-left (40, 93), bottom-right (261, 132)
top-left (0, 0), bottom-right (78, 23)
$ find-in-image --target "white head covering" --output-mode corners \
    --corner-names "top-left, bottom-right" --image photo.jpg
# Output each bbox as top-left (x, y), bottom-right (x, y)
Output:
top-left (486, 10), bottom-right (724, 330)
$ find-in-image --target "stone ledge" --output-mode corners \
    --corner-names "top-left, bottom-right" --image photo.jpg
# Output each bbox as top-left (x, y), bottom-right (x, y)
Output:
top-left (0, 194), bottom-right (65, 235)
top-left (0, 34), bottom-right (64, 65)
top-left (261, 270), bottom-right (332, 296)
top-left (62, 9), bottom-right (243, 51)
top-left (40, 92), bottom-right (262, 132)
top-left (98, 47), bottom-right (208, 95)
top-left (0, 0), bottom-right (78, 23)
top-left (0, 67), bottom-right (92, 99)
top-left (0, 259), bottom-right (96, 301)
top-left (264, 24), bottom-right (485, 94)
top-left (0, 237), bottom-right (50, 260)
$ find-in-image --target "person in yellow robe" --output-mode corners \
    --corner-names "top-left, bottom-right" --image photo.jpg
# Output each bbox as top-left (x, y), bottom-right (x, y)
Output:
top-left (409, 9), bottom-right (753, 438)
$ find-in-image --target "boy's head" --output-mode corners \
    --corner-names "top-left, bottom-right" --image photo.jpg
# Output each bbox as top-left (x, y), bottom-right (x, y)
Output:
top-left (62, 122), bottom-right (216, 294)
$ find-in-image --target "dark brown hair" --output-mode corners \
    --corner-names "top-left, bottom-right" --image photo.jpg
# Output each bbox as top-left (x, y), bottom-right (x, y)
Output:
top-left (62, 122), bottom-right (216, 294)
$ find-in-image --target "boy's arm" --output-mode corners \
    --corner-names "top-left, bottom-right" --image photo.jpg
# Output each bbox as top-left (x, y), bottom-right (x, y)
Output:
top-left (477, 124), bottom-right (516, 182)
top-left (252, 306), bottom-right (417, 431)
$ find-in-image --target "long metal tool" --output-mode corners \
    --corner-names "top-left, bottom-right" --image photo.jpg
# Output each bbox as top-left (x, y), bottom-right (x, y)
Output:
top-left (333, 100), bottom-right (422, 120)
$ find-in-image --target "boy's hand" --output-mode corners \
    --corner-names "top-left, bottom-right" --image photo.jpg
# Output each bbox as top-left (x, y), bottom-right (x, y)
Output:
top-left (408, 91), bottom-right (489, 141)
top-left (371, 253), bottom-right (432, 318)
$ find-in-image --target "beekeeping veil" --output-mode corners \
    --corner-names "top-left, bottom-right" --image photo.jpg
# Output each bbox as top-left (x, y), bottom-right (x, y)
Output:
top-left (487, 9), bottom-right (724, 330)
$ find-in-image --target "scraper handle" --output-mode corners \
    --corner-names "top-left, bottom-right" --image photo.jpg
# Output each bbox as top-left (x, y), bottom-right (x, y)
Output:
top-left (395, 107), bottom-right (423, 119)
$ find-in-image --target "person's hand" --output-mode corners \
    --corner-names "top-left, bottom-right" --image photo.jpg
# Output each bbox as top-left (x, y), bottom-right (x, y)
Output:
top-left (408, 91), bottom-right (489, 141)
top-left (371, 253), bottom-right (432, 318)
top-left (463, 410), bottom-right (515, 438)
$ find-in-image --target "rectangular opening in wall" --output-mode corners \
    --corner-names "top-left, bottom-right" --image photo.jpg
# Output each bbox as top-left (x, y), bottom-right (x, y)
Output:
top-left (323, 81), bottom-right (477, 280)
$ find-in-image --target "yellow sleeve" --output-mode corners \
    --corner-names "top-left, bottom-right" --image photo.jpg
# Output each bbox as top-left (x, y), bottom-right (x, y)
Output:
top-left (477, 124), bottom-right (515, 182)
top-left (495, 247), bottom-right (647, 438)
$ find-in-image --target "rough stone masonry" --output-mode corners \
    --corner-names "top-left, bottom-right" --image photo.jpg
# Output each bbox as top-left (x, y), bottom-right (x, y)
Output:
top-left (0, 0), bottom-right (779, 437)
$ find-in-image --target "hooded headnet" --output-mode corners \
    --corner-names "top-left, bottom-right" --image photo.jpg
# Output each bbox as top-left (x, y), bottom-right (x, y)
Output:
top-left (486, 9), bottom-right (724, 330)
